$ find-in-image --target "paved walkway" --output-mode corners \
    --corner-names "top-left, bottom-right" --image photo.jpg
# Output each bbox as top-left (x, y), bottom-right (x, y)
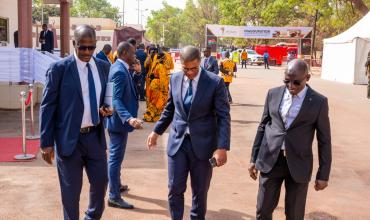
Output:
top-left (1, 65), bottom-right (370, 219)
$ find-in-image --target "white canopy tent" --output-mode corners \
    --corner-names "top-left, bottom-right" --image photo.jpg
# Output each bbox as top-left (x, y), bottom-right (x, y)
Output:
top-left (322, 12), bottom-right (370, 84)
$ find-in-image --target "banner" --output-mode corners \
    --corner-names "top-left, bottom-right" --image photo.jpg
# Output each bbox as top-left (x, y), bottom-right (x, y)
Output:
top-left (206, 24), bottom-right (312, 39)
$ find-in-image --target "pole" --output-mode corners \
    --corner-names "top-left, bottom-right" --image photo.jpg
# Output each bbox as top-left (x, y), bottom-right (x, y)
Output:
top-left (311, 9), bottom-right (318, 66)
top-left (122, 0), bottom-right (125, 25)
top-left (162, 24), bottom-right (165, 46)
top-left (41, 1), bottom-right (44, 25)
top-left (137, 0), bottom-right (140, 24)
top-left (26, 84), bottom-right (40, 140)
top-left (14, 91), bottom-right (35, 160)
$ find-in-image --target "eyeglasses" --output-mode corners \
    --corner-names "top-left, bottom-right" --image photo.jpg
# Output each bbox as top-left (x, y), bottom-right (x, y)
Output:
top-left (283, 79), bottom-right (303, 86)
top-left (182, 66), bottom-right (199, 73)
top-left (77, 45), bottom-right (96, 51)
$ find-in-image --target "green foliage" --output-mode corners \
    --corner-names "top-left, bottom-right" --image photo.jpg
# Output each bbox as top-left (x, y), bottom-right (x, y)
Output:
top-left (147, 0), bottom-right (369, 50)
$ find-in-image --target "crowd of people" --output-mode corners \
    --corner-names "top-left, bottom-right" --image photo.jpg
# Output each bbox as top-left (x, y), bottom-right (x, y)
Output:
top-left (39, 25), bottom-right (333, 220)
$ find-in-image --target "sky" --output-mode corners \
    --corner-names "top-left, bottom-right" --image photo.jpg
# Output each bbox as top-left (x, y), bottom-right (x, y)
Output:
top-left (107, 0), bottom-right (186, 28)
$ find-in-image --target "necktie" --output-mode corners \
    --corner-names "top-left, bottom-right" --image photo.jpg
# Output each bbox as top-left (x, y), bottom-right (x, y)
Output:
top-left (204, 58), bottom-right (209, 69)
top-left (86, 63), bottom-right (99, 126)
top-left (183, 79), bottom-right (193, 115)
top-left (282, 94), bottom-right (293, 129)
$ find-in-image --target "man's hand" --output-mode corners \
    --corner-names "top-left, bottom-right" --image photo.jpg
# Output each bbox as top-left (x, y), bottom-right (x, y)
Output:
top-left (314, 180), bottom-right (328, 191)
top-left (99, 107), bottom-right (113, 117)
top-left (128, 118), bottom-right (144, 129)
top-left (213, 149), bottom-right (227, 167)
top-left (248, 163), bottom-right (258, 180)
top-left (41, 147), bottom-right (54, 165)
top-left (147, 131), bottom-right (159, 149)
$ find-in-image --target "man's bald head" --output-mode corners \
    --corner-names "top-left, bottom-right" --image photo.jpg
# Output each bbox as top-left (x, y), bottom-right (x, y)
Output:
top-left (180, 46), bottom-right (201, 63)
top-left (74, 25), bottom-right (96, 43)
top-left (286, 59), bottom-right (309, 77)
top-left (284, 59), bottom-right (310, 95)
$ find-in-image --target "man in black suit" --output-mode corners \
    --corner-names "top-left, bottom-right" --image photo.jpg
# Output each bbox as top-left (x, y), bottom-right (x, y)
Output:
top-left (201, 47), bottom-right (219, 75)
top-left (39, 24), bottom-right (54, 53)
top-left (249, 59), bottom-right (332, 220)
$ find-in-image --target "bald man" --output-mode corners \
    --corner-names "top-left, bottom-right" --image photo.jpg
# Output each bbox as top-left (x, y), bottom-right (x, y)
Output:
top-left (147, 46), bottom-right (231, 220)
top-left (248, 59), bottom-right (332, 220)
top-left (40, 25), bottom-right (112, 220)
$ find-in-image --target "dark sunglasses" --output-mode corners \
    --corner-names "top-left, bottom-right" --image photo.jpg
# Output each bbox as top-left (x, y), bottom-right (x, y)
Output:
top-left (77, 45), bottom-right (96, 51)
top-left (283, 79), bottom-right (303, 86)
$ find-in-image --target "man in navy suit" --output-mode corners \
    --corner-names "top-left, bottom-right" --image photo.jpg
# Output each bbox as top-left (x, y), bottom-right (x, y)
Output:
top-left (106, 41), bottom-right (143, 209)
top-left (147, 46), bottom-right (231, 220)
top-left (40, 25), bottom-right (112, 220)
top-left (96, 44), bottom-right (112, 64)
top-left (39, 24), bottom-right (54, 53)
top-left (201, 47), bottom-right (219, 75)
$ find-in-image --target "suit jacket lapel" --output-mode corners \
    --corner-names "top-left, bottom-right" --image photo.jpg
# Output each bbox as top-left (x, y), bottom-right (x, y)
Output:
top-left (69, 56), bottom-right (84, 103)
top-left (274, 86), bottom-right (286, 130)
top-left (93, 57), bottom-right (106, 105)
top-left (177, 73), bottom-right (187, 119)
top-left (288, 86), bottom-right (313, 130)
top-left (119, 61), bottom-right (137, 99)
top-left (189, 69), bottom-right (209, 119)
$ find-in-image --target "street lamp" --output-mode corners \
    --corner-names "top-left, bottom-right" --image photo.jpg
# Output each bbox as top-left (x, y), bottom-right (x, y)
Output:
top-left (136, 0), bottom-right (143, 24)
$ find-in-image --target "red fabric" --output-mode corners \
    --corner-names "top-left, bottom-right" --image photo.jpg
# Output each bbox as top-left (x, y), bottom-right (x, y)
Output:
top-left (24, 90), bottom-right (32, 106)
top-left (0, 137), bottom-right (39, 162)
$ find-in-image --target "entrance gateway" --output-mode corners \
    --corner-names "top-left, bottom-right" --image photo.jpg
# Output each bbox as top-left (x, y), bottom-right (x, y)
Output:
top-left (205, 24), bottom-right (313, 58)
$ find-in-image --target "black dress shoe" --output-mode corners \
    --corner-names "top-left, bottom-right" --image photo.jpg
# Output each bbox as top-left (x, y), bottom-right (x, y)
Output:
top-left (108, 198), bottom-right (134, 209)
top-left (120, 184), bottom-right (129, 192)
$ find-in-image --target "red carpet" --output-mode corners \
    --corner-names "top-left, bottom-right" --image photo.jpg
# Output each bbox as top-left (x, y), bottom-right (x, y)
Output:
top-left (0, 137), bottom-right (39, 162)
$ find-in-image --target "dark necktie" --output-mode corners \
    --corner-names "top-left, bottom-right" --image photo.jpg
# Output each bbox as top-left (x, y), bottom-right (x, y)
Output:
top-left (86, 63), bottom-right (99, 126)
top-left (183, 79), bottom-right (193, 115)
top-left (204, 58), bottom-right (209, 69)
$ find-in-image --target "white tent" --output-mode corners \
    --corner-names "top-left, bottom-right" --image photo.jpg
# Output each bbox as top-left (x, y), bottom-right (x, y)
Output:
top-left (322, 12), bottom-right (370, 84)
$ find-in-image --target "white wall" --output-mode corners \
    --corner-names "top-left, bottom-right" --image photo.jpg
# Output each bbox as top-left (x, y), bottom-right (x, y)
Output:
top-left (0, 0), bottom-right (18, 48)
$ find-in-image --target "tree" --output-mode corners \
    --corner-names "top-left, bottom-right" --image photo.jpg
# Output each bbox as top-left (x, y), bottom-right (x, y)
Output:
top-left (32, 0), bottom-right (60, 24)
top-left (70, 0), bottom-right (120, 22)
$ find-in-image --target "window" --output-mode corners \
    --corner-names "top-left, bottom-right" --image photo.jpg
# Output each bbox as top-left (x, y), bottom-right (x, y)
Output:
top-left (0, 17), bottom-right (9, 42)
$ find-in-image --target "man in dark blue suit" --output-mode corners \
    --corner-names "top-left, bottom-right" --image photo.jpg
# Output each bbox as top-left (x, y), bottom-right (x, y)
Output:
top-left (40, 25), bottom-right (112, 220)
top-left (135, 43), bottom-right (148, 101)
top-left (39, 24), bottom-right (54, 53)
top-left (201, 47), bottom-right (219, 75)
top-left (96, 44), bottom-right (112, 64)
top-left (106, 41), bottom-right (143, 209)
top-left (147, 46), bottom-right (231, 220)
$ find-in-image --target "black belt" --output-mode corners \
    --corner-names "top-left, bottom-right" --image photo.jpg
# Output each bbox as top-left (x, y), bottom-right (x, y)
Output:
top-left (80, 126), bottom-right (97, 134)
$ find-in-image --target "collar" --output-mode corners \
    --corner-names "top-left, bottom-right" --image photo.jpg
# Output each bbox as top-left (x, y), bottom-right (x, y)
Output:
top-left (74, 52), bottom-right (95, 69)
top-left (285, 85), bottom-right (308, 99)
top-left (184, 68), bottom-right (202, 83)
top-left (117, 58), bottom-right (130, 71)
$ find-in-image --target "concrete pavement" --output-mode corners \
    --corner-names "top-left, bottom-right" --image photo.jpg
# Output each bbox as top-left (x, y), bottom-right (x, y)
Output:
top-left (0, 65), bottom-right (370, 219)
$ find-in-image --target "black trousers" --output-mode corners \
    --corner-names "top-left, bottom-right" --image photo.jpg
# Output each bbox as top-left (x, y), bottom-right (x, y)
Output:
top-left (256, 151), bottom-right (309, 220)
top-left (241, 60), bottom-right (247, 68)
top-left (264, 58), bottom-right (269, 69)
top-left (225, 82), bottom-right (232, 102)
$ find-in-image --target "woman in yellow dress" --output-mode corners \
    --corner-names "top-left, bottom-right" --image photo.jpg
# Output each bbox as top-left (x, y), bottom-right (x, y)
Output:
top-left (220, 51), bottom-right (237, 104)
top-left (143, 49), bottom-right (172, 122)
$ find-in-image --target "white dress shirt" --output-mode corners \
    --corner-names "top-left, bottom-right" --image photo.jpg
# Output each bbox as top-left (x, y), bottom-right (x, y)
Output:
top-left (279, 85), bottom-right (308, 149)
top-left (182, 68), bottom-right (202, 134)
top-left (74, 53), bottom-right (102, 128)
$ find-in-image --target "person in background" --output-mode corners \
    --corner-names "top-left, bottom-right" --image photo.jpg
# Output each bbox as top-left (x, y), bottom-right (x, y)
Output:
top-left (143, 49), bottom-right (171, 122)
top-left (201, 47), bottom-right (219, 75)
top-left (220, 51), bottom-right (237, 104)
top-left (39, 24), bottom-right (54, 53)
top-left (241, 49), bottom-right (248, 69)
top-left (106, 42), bottom-right (142, 209)
top-left (96, 44), bottom-right (112, 64)
top-left (135, 43), bottom-right (148, 101)
top-left (14, 30), bottom-right (18, 48)
top-left (263, 50), bottom-right (270, 69)
top-left (365, 51), bottom-right (370, 99)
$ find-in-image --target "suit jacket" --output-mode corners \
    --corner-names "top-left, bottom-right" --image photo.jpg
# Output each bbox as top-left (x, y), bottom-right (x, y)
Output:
top-left (251, 85), bottom-right (332, 183)
top-left (40, 55), bottom-right (110, 157)
top-left (154, 69), bottom-right (231, 160)
top-left (201, 56), bottom-right (219, 75)
top-left (39, 30), bottom-right (54, 53)
top-left (136, 49), bottom-right (148, 74)
top-left (96, 51), bottom-right (111, 64)
top-left (106, 60), bottom-right (139, 133)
